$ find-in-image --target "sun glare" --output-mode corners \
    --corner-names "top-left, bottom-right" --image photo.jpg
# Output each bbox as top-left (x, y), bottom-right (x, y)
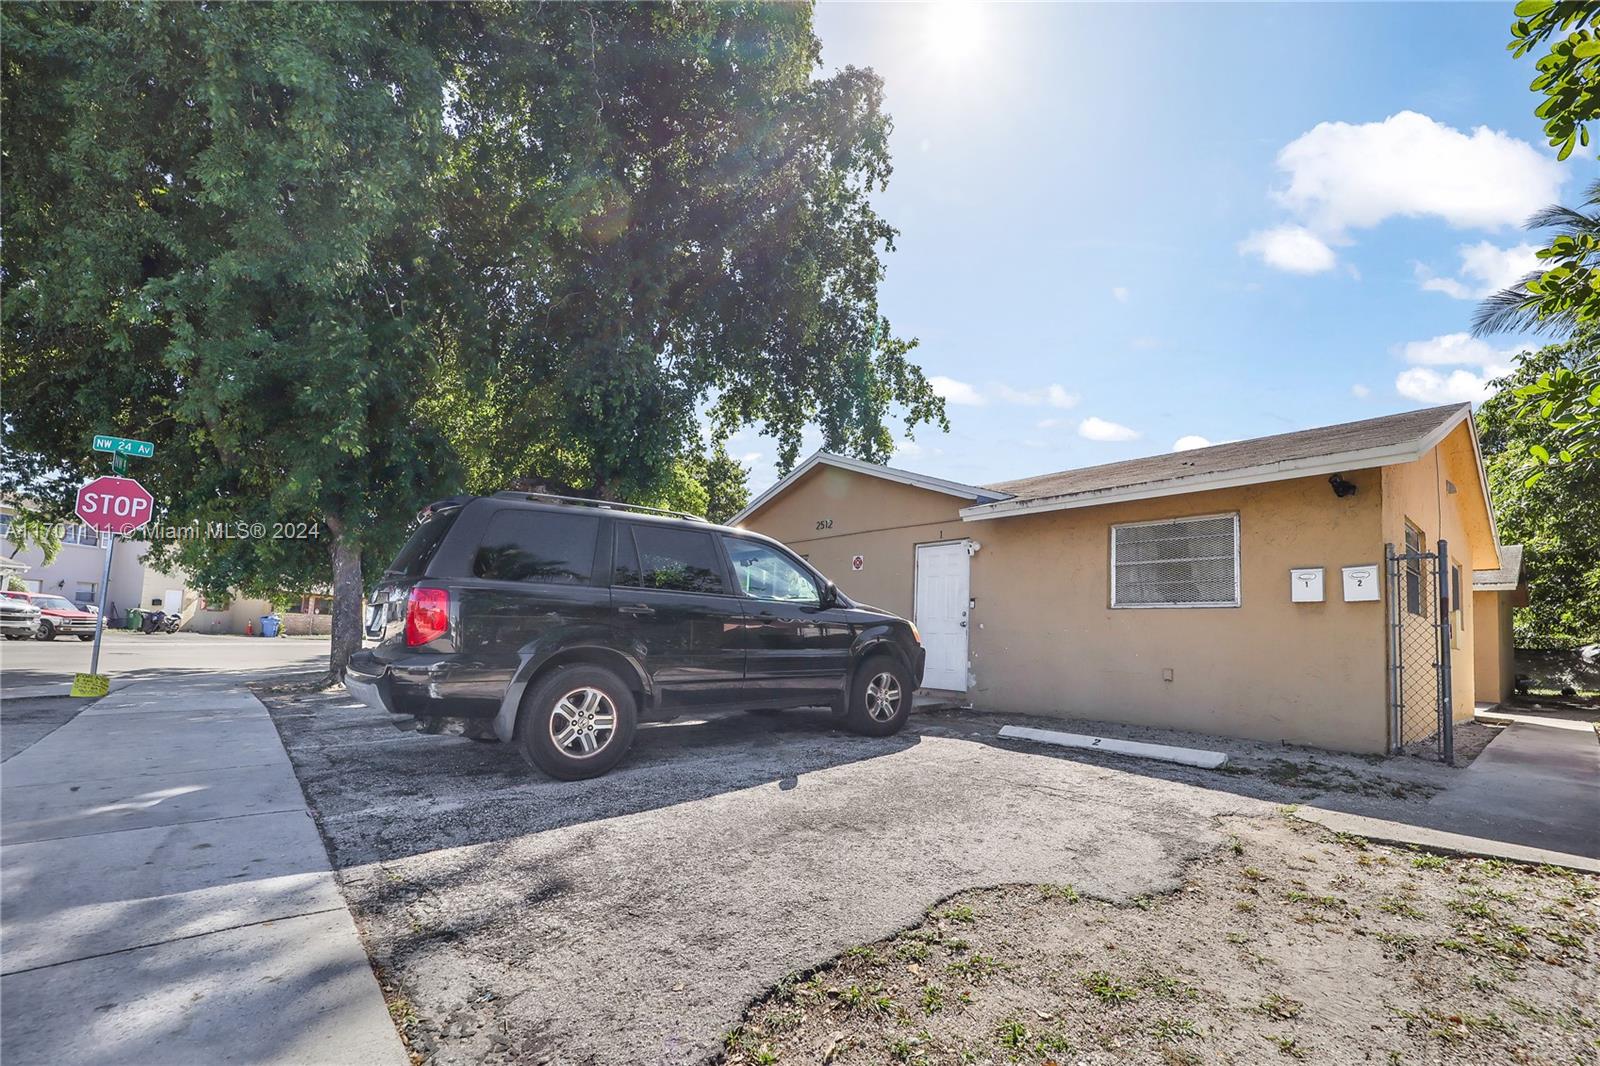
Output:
top-left (924, 0), bottom-right (985, 67)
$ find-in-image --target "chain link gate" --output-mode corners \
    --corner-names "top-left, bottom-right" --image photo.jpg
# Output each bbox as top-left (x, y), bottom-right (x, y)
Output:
top-left (1385, 539), bottom-right (1454, 764)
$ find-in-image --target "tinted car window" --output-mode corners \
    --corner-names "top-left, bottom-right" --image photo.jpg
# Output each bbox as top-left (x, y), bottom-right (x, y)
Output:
top-left (472, 510), bottom-right (599, 585)
top-left (722, 537), bottom-right (818, 604)
top-left (388, 509), bottom-right (460, 577)
top-left (619, 525), bottom-right (726, 594)
top-left (613, 525), bottom-right (642, 586)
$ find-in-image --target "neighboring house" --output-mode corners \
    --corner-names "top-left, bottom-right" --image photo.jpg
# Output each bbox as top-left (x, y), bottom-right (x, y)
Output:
top-left (0, 507), bottom-right (155, 615)
top-left (1471, 543), bottom-right (1525, 704)
top-left (0, 502), bottom-right (322, 635)
top-left (734, 403), bottom-right (1512, 756)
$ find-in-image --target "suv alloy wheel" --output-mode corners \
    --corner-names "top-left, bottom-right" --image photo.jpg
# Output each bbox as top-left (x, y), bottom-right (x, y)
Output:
top-left (517, 663), bottom-right (639, 780)
top-left (843, 654), bottom-right (914, 736)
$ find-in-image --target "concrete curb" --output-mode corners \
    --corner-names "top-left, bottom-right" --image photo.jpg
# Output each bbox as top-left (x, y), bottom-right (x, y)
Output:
top-left (0, 678), bottom-right (137, 701)
top-left (1293, 807), bottom-right (1600, 875)
top-left (998, 724), bottom-right (1230, 769)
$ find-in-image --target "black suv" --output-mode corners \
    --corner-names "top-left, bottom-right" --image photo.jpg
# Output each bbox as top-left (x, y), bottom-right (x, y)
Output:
top-left (346, 493), bottom-right (925, 779)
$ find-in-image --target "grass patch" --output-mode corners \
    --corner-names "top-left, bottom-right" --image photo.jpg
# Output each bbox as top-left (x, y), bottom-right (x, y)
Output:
top-left (1039, 883), bottom-right (1081, 903)
top-left (1081, 969), bottom-right (1139, 1003)
top-left (1258, 992), bottom-right (1304, 1019)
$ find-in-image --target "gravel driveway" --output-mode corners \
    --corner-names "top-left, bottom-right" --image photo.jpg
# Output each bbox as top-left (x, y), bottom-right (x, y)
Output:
top-left (259, 687), bottom-right (1440, 1065)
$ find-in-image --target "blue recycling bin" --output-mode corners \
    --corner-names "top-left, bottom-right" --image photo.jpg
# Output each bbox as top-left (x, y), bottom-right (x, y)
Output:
top-left (259, 615), bottom-right (282, 638)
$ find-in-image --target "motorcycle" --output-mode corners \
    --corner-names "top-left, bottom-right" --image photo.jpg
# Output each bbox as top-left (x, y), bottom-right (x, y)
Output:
top-left (162, 612), bottom-right (181, 633)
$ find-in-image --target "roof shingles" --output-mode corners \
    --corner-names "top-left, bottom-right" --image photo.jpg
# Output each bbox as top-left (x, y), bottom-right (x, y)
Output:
top-left (983, 404), bottom-right (1468, 503)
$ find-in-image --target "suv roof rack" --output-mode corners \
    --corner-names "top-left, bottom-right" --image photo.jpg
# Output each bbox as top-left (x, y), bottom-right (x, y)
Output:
top-left (491, 491), bottom-right (708, 523)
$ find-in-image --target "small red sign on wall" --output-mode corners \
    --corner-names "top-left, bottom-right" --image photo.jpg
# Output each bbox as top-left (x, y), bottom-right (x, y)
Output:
top-left (851, 554), bottom-right (865, 571)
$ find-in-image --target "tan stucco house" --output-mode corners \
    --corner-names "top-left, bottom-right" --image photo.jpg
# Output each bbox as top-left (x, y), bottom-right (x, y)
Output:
top-left (735, 403), bottom-right (1515, 756)
top-left (1471, 543), bottom-right (1525, 704)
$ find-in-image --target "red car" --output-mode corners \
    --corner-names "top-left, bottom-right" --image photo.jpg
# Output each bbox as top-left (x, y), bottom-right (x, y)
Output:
top-left (1, 591), bottom-right (97, 641)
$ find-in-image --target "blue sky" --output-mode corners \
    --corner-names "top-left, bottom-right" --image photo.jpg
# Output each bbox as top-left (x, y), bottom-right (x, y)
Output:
top-left (724, 2), bottom-right (1587, 494)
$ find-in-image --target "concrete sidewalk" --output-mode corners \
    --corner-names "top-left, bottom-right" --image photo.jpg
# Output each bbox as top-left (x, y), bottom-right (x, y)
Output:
top-left (1300, 715), bottom-right (1599, 873)
top-left (0, 679), bottom-right (406, 1066)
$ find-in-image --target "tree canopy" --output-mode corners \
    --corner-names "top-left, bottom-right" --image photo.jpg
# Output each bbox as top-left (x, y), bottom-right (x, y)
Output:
top-left (1478, 332), bottom-right (1600, 648)
top-left (1474, 4), bottom-right (1600, 478)
top-left (2, 3), bottom-right (940, 673)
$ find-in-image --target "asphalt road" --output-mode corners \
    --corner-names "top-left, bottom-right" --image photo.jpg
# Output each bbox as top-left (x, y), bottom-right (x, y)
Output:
top-left (263, 689), bottom-right (1328, 1066)
top-left (0, 630), bottom-right (327, 691)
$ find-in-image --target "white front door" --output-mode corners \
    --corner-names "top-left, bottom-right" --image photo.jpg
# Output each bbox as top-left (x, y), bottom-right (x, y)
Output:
top-left (163, 588), bottom-right (183, 613)
top-left (915, 541), bottom-right (970, 692)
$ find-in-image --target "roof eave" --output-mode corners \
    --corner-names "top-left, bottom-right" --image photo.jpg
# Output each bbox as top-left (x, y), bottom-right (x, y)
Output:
top-left (731, 451), bottom-right (1008, 526)
top-left (961, 405), bottom-right (1479, 524)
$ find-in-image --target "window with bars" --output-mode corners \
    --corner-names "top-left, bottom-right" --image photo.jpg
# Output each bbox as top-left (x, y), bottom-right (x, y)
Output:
top-left (1110, 513), bottom-right (1240, 608)
top-left (1404, 523), bottom-right (1424, 616)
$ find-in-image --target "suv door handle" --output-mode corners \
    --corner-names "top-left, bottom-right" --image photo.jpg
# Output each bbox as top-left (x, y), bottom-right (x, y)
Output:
top-left (618, 604), bottom-right (656, 617)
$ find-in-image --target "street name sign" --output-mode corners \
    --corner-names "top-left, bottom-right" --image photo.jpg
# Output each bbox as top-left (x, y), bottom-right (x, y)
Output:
top-left (92, 434), bottom-right (155, 458)
top-left (75, 475), bottom-right (155, 536)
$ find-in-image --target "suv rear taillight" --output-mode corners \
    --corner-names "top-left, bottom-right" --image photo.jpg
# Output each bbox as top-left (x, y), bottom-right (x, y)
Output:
top-left (404, 587), bottom-right (450, 646)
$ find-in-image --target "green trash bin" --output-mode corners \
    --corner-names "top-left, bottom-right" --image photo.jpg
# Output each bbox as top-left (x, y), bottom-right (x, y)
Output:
top-left (126, 608), bottom-right (144, 631)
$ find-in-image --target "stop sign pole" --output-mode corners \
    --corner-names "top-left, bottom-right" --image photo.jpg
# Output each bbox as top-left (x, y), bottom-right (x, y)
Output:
top-left (74, 444), bottom-right (156, 690)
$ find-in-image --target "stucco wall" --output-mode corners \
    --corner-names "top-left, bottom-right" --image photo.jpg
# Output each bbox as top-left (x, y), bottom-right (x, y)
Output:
top-left (1472, 589), bottom-right (1515, 704)
top-left (1379, 423), bottom-right (1488, 722)
top-left (964, 474), bottom-right (1390, 752)
top-left (736, 465), bottom-right (973, 619)
top-left (741, 436), bottom-right (1499, 755)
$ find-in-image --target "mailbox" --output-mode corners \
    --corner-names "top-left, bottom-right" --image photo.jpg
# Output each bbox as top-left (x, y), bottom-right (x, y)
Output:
top-left (1290, 568), bottom-right (1325, 602)
top-left (1342, 565), bottom-right (1380, 602)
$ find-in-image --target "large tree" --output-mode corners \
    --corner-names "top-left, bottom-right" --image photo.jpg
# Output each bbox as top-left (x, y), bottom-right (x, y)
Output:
top-left (1473, 4), bottom-right (1600, 473)
top-left (5, 3), bottom-right (469, 674)
top-left (1478, 332), bottom-right (1600, 647)
top-left (433, 3), bottom-right (944, 499)
top-left (2, 3), bottom-right (941, 675)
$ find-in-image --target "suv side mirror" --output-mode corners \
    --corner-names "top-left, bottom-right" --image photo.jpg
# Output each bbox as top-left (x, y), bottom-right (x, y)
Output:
top-left (820, 581), bottom-right (840, 608)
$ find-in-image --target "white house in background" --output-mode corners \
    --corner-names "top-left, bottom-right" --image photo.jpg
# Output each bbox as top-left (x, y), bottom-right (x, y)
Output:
top-left (0, 501), bottom-right (332, 635)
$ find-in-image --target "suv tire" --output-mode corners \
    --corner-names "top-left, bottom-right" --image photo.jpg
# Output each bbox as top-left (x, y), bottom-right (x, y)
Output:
top-left (843, 654), bottom-right (913, 736)
top-left (517, 664), bottom-right (638, 780)
top-left (36, 620), bottom-right (55, 642)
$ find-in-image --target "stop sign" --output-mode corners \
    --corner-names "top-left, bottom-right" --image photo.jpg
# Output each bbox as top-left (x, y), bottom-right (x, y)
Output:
top-left (75, 475), bottom-right (155, 535)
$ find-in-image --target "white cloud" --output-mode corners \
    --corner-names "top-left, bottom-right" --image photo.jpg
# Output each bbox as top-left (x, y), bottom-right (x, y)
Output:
top-left (1390, 331), bottom-right (1528, 405)
top-left (1238, 225), bottom-right (1338, 274)
top-left (1273, 111), bottom-right (1564, 234)
top-left (1395, 332), bottom-right (1524, 368)
top-left (929, 375), bottom-right (986, 406)
top-left (1112, 286), bottom-right (1130, 303)
top-left (1351, 383), bottom-right (1371, 398)
top-left (1418, 241), bottom-right (1543, 300)
top-left (1078, 417), bottom-right (1141, 442)
top-left (991, 382), bottom-right (1080, 409)
top-left (1172, 435), bottom-right (1213, 452)
top-left (1036, 417), bottom-right (1066, 429)
top-left (1395, 367), bottom-right (1507, 405)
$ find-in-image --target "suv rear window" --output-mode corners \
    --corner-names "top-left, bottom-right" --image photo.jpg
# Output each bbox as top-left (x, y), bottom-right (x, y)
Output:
top-left (473, 510), bottom-right (599, 585)
top-left (614, 525), bottom-right (726, 594)
top-left (387, 508), bottom-right (460, 577)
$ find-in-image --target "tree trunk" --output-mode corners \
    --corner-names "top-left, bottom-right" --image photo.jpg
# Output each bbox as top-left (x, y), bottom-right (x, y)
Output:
top-left (326, 515), bottom-right (364, 680)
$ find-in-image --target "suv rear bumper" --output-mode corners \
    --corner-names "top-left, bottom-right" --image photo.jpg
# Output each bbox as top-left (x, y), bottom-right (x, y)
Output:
top-left (346, 650), bottom-right (499, 724)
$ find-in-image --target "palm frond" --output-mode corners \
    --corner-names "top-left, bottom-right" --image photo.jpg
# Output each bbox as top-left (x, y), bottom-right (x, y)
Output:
top-left (1471, 278), bottom-right (1580, 337)
top-left (1523, 204), bottom-right (1600, 233)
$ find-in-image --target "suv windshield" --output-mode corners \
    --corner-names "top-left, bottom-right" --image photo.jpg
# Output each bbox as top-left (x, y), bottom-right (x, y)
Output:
top-left (387, 508), bottom-right (460, 577)
top-left (34, 596), bottom-right (78, 611)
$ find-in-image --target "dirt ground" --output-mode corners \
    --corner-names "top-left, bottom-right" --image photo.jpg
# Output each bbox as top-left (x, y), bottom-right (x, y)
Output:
top-left (721, 814), bottom-right (1598, 1066)
top-left (256, 677), bottom-right (1591, 1065)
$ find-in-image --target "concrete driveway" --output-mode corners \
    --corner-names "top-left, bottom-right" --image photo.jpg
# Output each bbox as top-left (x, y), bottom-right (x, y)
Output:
top-left (263, 690), bottom-right (1325, 1065)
